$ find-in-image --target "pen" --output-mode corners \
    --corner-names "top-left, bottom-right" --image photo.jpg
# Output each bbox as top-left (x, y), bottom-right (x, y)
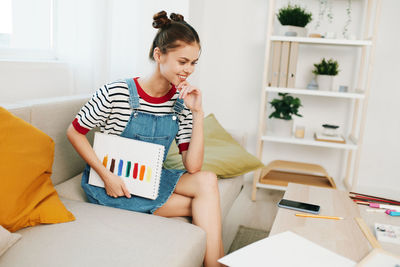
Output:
top-left (295, 213), bottom-right (344, 220)
top-left (385, 210), bottom-right (400, 216)
top-left (369, 203), bottom-right (400, 211)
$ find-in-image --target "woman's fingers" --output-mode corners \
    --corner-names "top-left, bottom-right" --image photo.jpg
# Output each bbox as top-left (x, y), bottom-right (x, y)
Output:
top-left (122, 185), bottom-right (131, 198)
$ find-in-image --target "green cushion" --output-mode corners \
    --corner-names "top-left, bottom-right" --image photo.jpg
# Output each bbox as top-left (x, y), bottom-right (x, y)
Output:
top-left (164, 113), bottom-right (264, 178)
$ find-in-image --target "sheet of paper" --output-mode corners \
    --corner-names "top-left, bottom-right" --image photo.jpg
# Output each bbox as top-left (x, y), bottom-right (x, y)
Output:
top-left (357, 248), bottom-right (400, 267)
top-left (89, 132), bottom-right (164, 200)
top-left (218, 231), bottom-right (356, 267)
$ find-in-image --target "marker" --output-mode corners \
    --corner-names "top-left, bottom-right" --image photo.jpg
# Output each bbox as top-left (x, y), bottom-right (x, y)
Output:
top-left (366, 208), bottom-right (387, 213)
top-left (370, 203), bottom-right (400, 211)
top-left (295, 213), bottom-right (344, 220)
top-left (385, 210), bottom-right (400, 216)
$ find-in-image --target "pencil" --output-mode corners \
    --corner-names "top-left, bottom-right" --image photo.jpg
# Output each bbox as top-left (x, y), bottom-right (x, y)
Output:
top-left (295, 213), bottom-right (344, 220)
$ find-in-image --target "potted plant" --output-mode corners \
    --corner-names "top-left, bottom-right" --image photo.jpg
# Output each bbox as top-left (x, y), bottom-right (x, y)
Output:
top-left (312, 58), bottom-right (340, 91)
top-left (277, 4), bottom-right (312, 37)
top-left (269, 93), bottom-right (302, 137)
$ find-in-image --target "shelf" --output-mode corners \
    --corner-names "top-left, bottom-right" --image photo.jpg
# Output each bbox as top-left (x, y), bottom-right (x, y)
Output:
top-left (261, 134), bottom-right (358, 150)
top-left (270, 36), bottom-right (372, 46)
top-left (266, 87), bottom-right (365, 99)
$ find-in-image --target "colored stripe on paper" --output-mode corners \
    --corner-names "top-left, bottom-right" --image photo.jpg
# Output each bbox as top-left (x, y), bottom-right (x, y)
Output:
top-left (118, 159), bottom-right (123, 176)
top-left (146, 167), bottom-right (152, 182)
top-left (102, 155), bottom-right (108, 168)
top-left (126, 161), bottom-right (131, 177)
top-left (110, 159), bottom-right (115, 173)
top-left (133, 163), bottom-right (138, 179)
top-left (139, 165), bottom-right (145, 181)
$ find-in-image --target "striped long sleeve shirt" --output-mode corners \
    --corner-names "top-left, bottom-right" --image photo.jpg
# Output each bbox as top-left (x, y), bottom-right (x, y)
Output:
top-left (72, 78), bottom-right (192, 153)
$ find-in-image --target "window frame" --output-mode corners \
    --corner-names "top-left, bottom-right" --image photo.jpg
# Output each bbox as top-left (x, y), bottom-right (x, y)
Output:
top-left (0, 0), bottom-right (57, 61)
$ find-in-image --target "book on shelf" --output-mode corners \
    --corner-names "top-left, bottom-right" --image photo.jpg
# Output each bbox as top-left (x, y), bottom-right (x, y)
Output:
top-left (314, 132), bottom-right (346, 144)
top-left (269, 41), bottom-right (282, 87)
top-left (287, 42), bottom-right (298, 88)
top-left (278, 41), bottom-right (290, 88)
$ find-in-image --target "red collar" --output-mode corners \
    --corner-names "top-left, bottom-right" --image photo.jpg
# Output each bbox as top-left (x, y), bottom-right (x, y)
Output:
top-left (133, 77), bottom-right (176, 104)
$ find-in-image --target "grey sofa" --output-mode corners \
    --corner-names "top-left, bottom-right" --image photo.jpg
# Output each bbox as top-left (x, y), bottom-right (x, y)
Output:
top-left (0, 95), bottom-right (244, 267)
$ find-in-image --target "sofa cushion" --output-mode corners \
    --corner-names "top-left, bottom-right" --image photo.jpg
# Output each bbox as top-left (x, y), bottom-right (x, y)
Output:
top-left (164, 113), bottom-right (264, 178)
top-left (55, 172), bottom-right (243, 223)
top-left (0, 199), bottom-right (206, 267)
top-left (22, 95), bottom-right (95, 186)
top-left (218, 176), bottom-right (244, 221)
top-left (0, 226), bottom-right (21, 257)
top-left (0, 107), bottom-right (75, 232)
top-left (55, 173), bottom-right (87, 202)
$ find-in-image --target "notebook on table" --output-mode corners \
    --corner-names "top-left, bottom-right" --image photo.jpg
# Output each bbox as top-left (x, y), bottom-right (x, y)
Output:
top-left (88, 132), bottom-right (164, 200)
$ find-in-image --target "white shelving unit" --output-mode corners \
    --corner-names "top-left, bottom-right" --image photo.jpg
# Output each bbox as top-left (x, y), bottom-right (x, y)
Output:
top-left (252, 0), bottom-right (382, 200)
top-left (266, 87), bottom-right (365, 99)
top-left (270, 35), bottom-right (373, 46)
top-left (261, 134), bottom-right (358, 150)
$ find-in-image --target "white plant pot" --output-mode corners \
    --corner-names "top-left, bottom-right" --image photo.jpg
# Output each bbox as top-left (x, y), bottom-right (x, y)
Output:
top-left (269, 118), bottom-right (293, 137)
top-left (280, 25), bottom-right (307, 37)
top-left (316, 75), bottom-right (334, 91)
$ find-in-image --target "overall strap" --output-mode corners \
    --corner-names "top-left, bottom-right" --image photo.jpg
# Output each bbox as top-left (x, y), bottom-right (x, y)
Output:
top-left (173, 98), bottom-right (185, 114)
top-left (125, 78), bottom-right (140, 109)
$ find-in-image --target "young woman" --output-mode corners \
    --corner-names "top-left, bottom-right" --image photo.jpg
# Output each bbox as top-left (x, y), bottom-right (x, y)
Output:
top-left (66, 11), bottom-right (224, 267)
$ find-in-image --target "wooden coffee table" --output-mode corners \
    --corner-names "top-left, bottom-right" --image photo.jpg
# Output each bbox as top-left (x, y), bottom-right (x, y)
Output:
top-left (270, 183), bottom-right (400, 262)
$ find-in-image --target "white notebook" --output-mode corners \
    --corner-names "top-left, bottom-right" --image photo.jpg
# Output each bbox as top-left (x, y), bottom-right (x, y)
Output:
top-left (218, 231), bottom-right (356, 267)
top-left (88, 132), bottom-right (164, 200)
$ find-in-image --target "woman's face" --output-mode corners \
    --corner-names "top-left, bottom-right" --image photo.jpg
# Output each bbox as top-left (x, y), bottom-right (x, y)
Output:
top-left (157, 42), bottom-right (200, 86)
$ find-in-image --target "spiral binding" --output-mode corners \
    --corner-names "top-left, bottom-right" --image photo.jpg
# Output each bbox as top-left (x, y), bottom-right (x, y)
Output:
top-left (152, 145), bottom-right (165, 199)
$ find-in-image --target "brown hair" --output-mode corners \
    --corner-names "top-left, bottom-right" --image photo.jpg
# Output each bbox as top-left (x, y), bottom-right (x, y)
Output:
top-left (149, 11), bottom-right (200, 61)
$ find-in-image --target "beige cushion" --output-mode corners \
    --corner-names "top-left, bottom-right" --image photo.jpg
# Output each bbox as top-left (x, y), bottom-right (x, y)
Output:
top-left (164, 114), bottom-right (264, 178)
top-left (0, 226), bottom-right (21, 257)
top-left (0, 199), bottom-right (206, 267)
top-left (55, 173), bottom-right (87, 202)
top-left (25, 95), bottom-right (94, 185)
top-left (56, 173), bottom-right (243, 223)
top-left (218, 176), bottom-right (244, 221)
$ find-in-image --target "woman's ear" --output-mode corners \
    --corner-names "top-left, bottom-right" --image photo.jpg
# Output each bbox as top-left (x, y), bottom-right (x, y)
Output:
top-left (153, 47), bottom-right (162, 62)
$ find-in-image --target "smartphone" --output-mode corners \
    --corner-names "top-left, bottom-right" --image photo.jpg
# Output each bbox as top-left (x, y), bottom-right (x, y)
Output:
top-left (277, 199), bottom-right (320, 214)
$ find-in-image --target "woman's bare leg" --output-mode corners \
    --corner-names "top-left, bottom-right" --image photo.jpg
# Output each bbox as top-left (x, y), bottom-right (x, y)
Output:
top-left (153, 193), bottom-right (192, 217)
top-left (154, 171), bottom-right (224, 267)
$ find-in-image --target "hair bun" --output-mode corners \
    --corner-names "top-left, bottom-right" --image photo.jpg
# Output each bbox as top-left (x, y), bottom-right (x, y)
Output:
top-left (152, 11), bottom-right (171, 29)
top-left (170, 13), bottom-right (184, 22)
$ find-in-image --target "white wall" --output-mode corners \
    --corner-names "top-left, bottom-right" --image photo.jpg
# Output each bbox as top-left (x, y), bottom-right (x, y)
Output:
top-left (189, 0), bottom-right (400, 198)
top-left (107, 0), bottom-right (189, 81)
top-left (356, 1), bottom-right (400, 198)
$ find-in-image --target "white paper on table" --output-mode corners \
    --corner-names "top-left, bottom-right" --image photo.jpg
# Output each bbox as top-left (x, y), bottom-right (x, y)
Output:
top-left (357, 248), bottom-right (400, 267)
top-left (218, 231), bottom-right (356, 267)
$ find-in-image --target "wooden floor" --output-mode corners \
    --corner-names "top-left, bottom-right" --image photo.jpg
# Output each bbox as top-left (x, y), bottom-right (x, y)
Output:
top-left (222, 173), bottom-right (284, 254)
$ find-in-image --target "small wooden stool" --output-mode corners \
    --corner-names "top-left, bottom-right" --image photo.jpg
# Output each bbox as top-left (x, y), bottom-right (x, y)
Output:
top-left (259, 160), bottom-right (336, 189)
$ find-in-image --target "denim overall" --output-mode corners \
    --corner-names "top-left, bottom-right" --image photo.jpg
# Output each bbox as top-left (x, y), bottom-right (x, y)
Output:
top-left (81, 78), bottom-right (186, 214)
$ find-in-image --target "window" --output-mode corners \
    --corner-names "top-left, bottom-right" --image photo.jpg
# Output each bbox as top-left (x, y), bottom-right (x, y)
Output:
top-left (0, 0), bottom-right (56, 60)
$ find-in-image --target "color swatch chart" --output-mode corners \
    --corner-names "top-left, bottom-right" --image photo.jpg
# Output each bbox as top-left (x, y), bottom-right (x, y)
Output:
top-left (102, 154), bottom-right (152, 182)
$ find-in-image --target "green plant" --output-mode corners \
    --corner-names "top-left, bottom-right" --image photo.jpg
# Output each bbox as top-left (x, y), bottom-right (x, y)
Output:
top-left (312, 58), bottom-right (340, 76)
top-left (269, 93), bottom-right (302, 120)
top-left (277, 4), bottom-right (313, 27)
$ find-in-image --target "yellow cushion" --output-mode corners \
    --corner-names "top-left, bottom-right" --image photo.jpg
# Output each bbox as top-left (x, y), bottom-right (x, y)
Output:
top-left (164, 113), bottom-right (264, 178)
top-left (0, 107), bottom-right (75, 232)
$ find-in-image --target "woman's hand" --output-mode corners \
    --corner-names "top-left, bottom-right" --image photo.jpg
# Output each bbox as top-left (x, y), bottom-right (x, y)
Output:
top-left (103, 172), bottom-right (131, 198)
top-left (177, 81), bottom-right (203, 113)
